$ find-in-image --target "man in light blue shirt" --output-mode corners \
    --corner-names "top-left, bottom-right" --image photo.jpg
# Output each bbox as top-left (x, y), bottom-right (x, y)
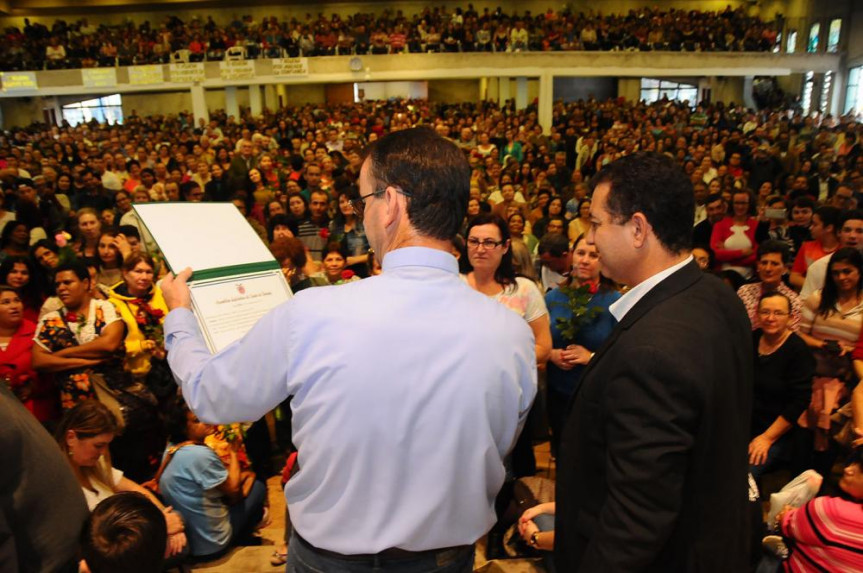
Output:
top-left (162, 127), bottom-right (537, 571)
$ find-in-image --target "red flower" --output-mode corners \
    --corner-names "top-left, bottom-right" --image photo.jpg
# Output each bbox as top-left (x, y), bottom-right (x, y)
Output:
top-left (319, 228), bottom-right (330, 239)
top-left (136, 315), bottom-right (147, 325)
top-left (65, 312), bottom-right (79, 323)
top-left (150, 309), bottom-right (165, 319)
top-left (340, 270), bottom-right (355, 280)
top-left (587, 282), bottom-right (599, 295)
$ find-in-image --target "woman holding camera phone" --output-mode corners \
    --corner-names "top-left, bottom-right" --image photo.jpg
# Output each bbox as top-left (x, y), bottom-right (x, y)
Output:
top-left (797, 248), bottom-right (863, 475)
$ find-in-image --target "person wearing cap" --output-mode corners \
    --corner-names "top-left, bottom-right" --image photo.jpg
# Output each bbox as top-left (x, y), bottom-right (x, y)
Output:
top-left (161, 127), bottom-right (536, 572)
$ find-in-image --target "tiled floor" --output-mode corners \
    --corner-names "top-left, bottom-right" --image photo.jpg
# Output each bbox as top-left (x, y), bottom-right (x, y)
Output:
top-left (190, 442), bottom-right (556, 572)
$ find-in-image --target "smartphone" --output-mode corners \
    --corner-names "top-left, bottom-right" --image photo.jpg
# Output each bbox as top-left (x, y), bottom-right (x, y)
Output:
top-left (765, 208), bottom-right (786, 220)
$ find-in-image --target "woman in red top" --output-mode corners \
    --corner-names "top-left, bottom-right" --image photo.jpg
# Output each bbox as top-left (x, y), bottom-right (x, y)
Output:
top-left (0, 285), bottom-right (53, 422)
top-left (711, 189), bottom-right (758, 280)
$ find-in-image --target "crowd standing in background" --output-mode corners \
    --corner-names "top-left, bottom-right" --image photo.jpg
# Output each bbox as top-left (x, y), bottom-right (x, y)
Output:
top-left (0, 86), bottom-right (862, 570)
top-left (0, 4), bottom-right (781, 71)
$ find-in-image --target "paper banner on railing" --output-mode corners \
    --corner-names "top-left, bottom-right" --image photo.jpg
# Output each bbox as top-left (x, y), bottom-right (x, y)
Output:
top-left (82, 68), bottom-right (117, 88)
top-left (0, 71), bottom-right (38, 93)
top-left (128, 65), bottom-right (165, 85)
top-left (169, 62), bottom-right (206, 83)
top-left (273, 58), bottom-right (309, 77)
top-left (220, 60), bottom-right (255, 80)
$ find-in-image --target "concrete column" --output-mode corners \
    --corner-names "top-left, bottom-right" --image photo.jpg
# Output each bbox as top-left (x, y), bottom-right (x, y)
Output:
top-left (190, 84), bottom-right (209, 126)
top-left (515, 77), bottom-right (528, 110)
top-left (249, 84), bottom-right (263, 117)
top-left (479, 77), bottom-right (489, 102)
top-left (498, 76), bottom-right (511, 107)
top-left (264, 84), bottom-right (279, 112)
top-left (742, 76), bottom-right (756, 110)
top-left (538, 73), bottom-right (553, 133)
top-left (225, 86), bottom-right (240, 121)
top-left (276, 84), bottom-right (288, 109)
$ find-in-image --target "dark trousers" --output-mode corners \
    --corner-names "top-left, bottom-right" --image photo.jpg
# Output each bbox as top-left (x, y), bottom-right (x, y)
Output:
top-left (286, 533), bottom-right (473, 573)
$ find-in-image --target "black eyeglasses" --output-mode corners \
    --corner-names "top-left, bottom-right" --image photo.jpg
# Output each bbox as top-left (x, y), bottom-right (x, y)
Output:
top-left (351, 188), bottom-right (412, 218)
top-left (466, 238), bottom-right (505, 250)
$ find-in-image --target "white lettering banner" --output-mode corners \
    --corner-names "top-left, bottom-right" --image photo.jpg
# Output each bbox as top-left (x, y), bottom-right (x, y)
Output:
top-left (169, 62), bottom-right (206, 83)
top-left (220, 60), bottom-right (255, 80)
top-left (272, 58), bottom-right (309, 77)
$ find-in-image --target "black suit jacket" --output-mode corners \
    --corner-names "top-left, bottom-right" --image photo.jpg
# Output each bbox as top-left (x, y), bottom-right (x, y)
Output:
top-left (555, 261), bottom-right (753, 572)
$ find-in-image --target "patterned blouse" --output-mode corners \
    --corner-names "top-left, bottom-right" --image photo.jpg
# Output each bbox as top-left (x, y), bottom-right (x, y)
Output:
top-left (34, 299), bottom-right (122, 411)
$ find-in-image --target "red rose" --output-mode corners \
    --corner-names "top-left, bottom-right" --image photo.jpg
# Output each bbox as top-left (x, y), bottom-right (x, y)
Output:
top-left (341, 270), bottom-right (355, 280)
top-left (136, 315), bottom-right (147, 325)
top-left (151, 309), bottom-right (165, 319)
top-left (319, 228), bottom-right (330, 239)
top-left (65, 312), bottom-right (78, 323)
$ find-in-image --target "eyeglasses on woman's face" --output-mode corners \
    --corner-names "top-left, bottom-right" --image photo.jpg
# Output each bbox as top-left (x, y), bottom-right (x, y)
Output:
top-left (466, 238), bottom-right (505, 250)
top-left (757, 309), bottom-right (788, 318)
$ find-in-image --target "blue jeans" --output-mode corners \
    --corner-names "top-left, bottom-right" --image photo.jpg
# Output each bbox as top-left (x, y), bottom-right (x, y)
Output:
top-left (749, 433), bottom-right (793, 481)
top-left (228, 479), bottom-right (267, 543)
top-left (285, 533), bottom-right (474, 573)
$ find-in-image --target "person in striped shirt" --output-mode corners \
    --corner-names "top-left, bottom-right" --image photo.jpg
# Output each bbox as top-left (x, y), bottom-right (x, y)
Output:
top-left (774, 448), bottom-right (863, 571)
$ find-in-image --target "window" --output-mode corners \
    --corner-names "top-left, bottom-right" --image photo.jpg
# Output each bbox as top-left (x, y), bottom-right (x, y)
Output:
top-left (61, 94), bottom-right (123, 127)
top-left (846, 66), bottom-right (862, 115)
top-left (640, 78), bottom-right (698, 106)
top-left (786, 30), bottom-right (797, 53)
top-left (807, 23), bottom-right (820, 53)
top-left (820, 71), bottom-right (832, 115)
top-left (801, 71), bottom-right (815, 114)
top-left (826, 19), bottom-right (841, 53)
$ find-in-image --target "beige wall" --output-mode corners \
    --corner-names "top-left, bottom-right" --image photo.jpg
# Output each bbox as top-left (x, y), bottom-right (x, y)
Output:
top-left (428, 79), bottom-right (479, 103)
top-left (121, 90), bottom-right (192, 117)
top-left (617, 78), bottom-right (641, 102)
top-left (0, 96), bottom-right (45, 128)
top-left (283, 83), bottom-right (326, 105)
top-left (710, 77), bottom-right (745, 106)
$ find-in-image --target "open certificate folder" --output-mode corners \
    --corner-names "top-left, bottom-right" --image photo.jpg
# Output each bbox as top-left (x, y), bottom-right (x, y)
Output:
top-left (134, 203), bottom-right (293, 353)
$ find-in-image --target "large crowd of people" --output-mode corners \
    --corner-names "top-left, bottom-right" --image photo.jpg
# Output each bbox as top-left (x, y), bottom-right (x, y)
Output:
top-left (0, 4), bottom-right (781, 71)
top-left (0, 90), bottom-right (862, 570)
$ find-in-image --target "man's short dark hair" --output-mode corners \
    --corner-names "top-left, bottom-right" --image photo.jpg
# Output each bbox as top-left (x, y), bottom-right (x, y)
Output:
top-left (757, 240), bottom-right (790, 264)
top-left (815, 205), bottom-right (841, 232)
top-left (80, 492), bottom-right (167, 573)
top-left (792, 196), bottom-right (815, 211)
top-left (591, 152), bottom-right (694, 254)
top-left (537, 232), bottom-right (569, 257)
top-left (840, 209), bottom-right (863, 229)
top-left (704, 192), bottom-right (724, 205)
top-left (118, 225), bottom-right (140, 241)
top-left (365, 127), bottom-right (469, 241)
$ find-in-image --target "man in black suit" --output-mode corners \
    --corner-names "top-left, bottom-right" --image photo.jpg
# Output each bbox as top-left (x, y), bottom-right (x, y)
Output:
top-left (555, 152), bottom-right (752, 572)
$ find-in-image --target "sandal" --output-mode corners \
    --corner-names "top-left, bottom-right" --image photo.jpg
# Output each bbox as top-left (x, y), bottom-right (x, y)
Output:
top-left (270, 550), bottom-right (287, 566)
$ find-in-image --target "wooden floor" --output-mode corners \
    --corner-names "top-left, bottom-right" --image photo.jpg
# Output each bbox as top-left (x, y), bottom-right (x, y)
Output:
top-left (189, 442), bottom-right (556, 572)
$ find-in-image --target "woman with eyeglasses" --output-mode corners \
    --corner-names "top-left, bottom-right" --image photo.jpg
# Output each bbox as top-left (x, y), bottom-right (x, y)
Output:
top-left (797, 248), bottom-right (863, 478)
top-left (749, 292), bottom-right (814, 482)
top-left (462, 212), bottom-right (551, 558)
top-left (462, 213), bottom-right (551, 367)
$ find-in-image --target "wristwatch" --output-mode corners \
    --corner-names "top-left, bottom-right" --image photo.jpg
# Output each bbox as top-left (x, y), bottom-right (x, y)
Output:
top-left (529, 531), bottom-right (541, 548)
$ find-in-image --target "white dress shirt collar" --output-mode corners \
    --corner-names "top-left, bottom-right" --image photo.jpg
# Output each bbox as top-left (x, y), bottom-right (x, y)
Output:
top-left (609, 256), bottom-right (693, 322)
top-left (382, 246), bottom-right (459, 275)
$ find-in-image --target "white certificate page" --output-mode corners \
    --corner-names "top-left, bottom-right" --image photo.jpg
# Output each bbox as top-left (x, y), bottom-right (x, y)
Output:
top-left (190, 271), bottom-right (292, 353)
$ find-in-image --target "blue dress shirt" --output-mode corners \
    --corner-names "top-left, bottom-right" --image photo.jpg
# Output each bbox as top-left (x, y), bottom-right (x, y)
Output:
top-left (165, 246), bottom-right (537, 554)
